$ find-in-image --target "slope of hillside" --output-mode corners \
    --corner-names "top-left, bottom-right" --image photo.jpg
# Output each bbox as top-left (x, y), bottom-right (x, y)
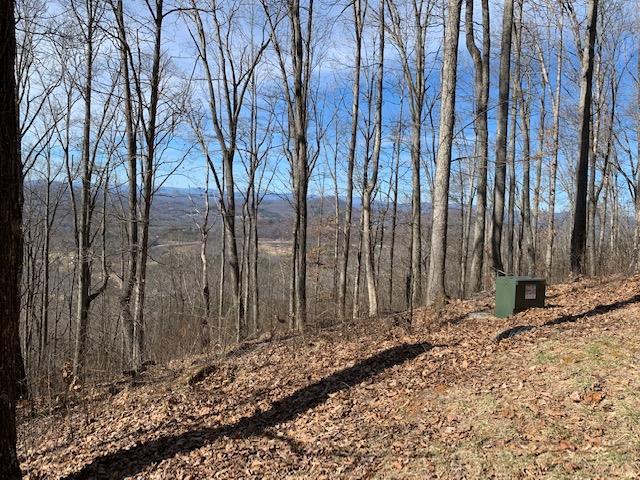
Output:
top-left (19, 276), bottom-right (640, 479)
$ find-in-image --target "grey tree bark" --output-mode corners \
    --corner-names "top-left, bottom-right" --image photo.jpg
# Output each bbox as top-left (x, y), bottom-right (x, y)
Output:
top-left (514, 11), bottom-right (533, 276)
top-left (569, 0), bottom-right (599, 277)
top-left (110, 0), bottom-right (138, 362)
top-left (426, 0), bottom-right (463, 305)
top-left (634, 42), bottom-right (640, 270)
top-left (490, 0), bottom-right (515, 275)
top-left (388, 88), bottom-right (404, 310)
top-left (132, 0), bottom-right (165, 370)
top-left (199, 168), bottom-right (211, 349)
top-left (70, 0), bottom-right (109, 379)
top-left (541, 10), bottom-right (564, 277)
top-left (386, 0), bottom-right (433, 307)
top-left (337, 0), bottom-right (364, 321)
top-left (363, 0), bottom-right (384, 317)
top-left (465, 0), bottom-right (490, 293)
top-left (505, 78), bottom-right (519, 275)
top-left (587, 51), bottom-right (603, 276)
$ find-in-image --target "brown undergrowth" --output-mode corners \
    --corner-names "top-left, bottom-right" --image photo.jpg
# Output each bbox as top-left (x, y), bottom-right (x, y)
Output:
top-left (19, 275), bottom-right (640, 479)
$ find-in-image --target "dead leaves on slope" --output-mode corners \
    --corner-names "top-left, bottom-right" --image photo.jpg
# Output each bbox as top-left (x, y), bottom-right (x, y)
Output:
top-left (18, 275), bottom-right (640, 479)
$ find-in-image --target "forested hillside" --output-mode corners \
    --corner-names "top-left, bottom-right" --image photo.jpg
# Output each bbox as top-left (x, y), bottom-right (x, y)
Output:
top-left (1, 0), bottom-right (639, 477)
top-left (9, 0), bottom-right (640, 397)
top-left (19, 276), bottom-right (640, 478)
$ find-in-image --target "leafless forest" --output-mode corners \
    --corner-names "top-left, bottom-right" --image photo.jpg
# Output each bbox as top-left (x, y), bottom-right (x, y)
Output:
top-left (4, 0), bottom-right (640, 414)
top-left (3, 0), bottom-right (640, 476)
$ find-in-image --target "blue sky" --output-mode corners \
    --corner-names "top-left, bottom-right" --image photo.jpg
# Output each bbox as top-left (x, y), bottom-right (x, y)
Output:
top-left (21, 0), bottom-right (640, 218)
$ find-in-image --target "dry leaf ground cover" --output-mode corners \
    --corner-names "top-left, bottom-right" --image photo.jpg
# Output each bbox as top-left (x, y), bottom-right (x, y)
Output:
top-left (18, 276), bottom-right (640, 479)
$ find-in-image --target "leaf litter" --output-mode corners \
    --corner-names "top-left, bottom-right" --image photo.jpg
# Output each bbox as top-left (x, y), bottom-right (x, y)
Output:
top-left (18, 275), bottom-right (640, 479)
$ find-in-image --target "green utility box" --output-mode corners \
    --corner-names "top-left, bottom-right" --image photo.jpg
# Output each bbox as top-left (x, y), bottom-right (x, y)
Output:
top-left (495, 276), bottom-right (546, 318)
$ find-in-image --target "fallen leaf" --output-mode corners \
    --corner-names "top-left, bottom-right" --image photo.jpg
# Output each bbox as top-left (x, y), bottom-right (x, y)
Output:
top-left (558, 440), bottom-right (577, 451)
top-left (569, 390), bottom-right (582, 402)
top-left (583, 391), bottom-right (605, 405)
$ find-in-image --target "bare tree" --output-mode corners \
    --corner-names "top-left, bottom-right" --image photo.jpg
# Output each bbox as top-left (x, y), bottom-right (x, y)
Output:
top-left (263, 0), bottom-right (315, 331)
top-left (0, 0), bottom-right (23, 475)
top-left (337, 0), bottom-right (365, 321)
top-left (110, 0), bottom-right (139, 366)
top-left (131, 0), bottom-right (165, 370)
top-left (490, 0), bottom-right (515, 275)
top-left (505, 32), bottom-right (520, 275)
top-left (197, 167), bottom-right (211, 349)
top-left (465, 0), bottom-right (490, 292)
top-left (388, 84), bottom-right (404, 309)
top-left (116, 0), bottom-right (184, 369)
top-left (386, 0), bottom-right (435, 307)
top-left (633, 36), bottom-right (640, 270)
top-left (587, 36), bottom-right (604, 276)
top-left (534, 6), bottom-right (564, 277)
top-left (69, 0), bottom-right (112, 378)
top-left (186, 0), bottom-right (269, 341)
top-left (518, 65), bottom-right (535, 275)
top-left (514, 11), bottom-right (534, 276)
top-left (362, 0), bottom-right (385, 316)
top-left (239, 68), bottom-right (275, 336)
top-left (568, 0), bottom-right (599, 277)
top-left (426, 0), bottom-right (463, 304)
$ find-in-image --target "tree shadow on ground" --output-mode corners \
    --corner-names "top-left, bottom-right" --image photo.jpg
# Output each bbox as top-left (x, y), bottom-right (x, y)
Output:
top-left (64, 342), bottom-right (434, 480)
top-left (495, 294), bottom-right (640, 341)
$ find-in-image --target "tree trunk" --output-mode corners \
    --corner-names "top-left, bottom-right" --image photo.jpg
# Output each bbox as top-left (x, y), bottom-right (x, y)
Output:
top-left (200, 168), bottom-right (211, 350)
top-left (221, 149), bottom-right (244, 341)
top-left (248, 75), bottom-right (260, 334)
top-left (587, 52), bottom-right (603, 276)
top-left (331, 134), bottom-right (340, 308)
top-left (490, 0), bottom-right (515, 275)
top-left (505, 83), bottom-right (518, 275)
top-left (362, 0), bottom-right (384, 317)
top-left (39, 165), bottom-right (52, 375)
top-left (73, 5), bottom-right (95, 379)
top-left (338, 0), bottom-right (363, 321)
top-left (545, 11), bottom-right (564, 277)
top-left (466, 0), bottom-right (490, 293)
top-left (112, 0), bottom-right (137, 360)
top-left (388, 92), bottom-right (403, 310)
top-left (218, 212), bottom-right (226, 344)
top-left (519, 81), bottom-right (535, 275)
top-left (313, 182), bottom-right (325, 319)
top-left (290, 0), bottom-right (311, 332)
top-left (133, 0), bottom-right (165, 369)
top-left (426, 0), bottom-right (463, 305)
top-left (352, 212), bottom-right (364, 319)
top-left (0, 0), bottom-right (23, 474)
top-left (634, 43), bottom-right (640, 271)
top-left (570, 0), bottom-right (599, 277)
top-left (409, 116), bottom-right (422, 307)
top-left (515, 14), bottom-right (534, 275)
top-left (458, 167), bottom-right (474, 297)
top-left (505, 0), bottom-right (522, 275)
top-left (250, 200), bottom-right (259, 332)
top-left (532, 91), bottom-right (545, 263)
